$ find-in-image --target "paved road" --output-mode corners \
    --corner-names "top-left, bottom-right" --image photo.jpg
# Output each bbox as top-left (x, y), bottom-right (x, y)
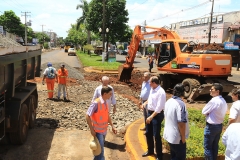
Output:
top-left (41, 49), bottom-right (81, 68)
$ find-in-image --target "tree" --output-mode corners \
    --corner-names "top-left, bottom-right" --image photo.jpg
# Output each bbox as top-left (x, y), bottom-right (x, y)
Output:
top-left (76, 0), bottom-right (91, 44)
top-left (65, 24), bottom-right (87, 47)
top-left (34, 32), bottom-right (50, 45)
top-left (87, 0), bottom-right (129, 44)
top-left (0, 10), bottom-right (25, 38)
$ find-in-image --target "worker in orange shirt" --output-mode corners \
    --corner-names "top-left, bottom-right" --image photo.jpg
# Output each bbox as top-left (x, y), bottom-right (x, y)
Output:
top-left (57, 64), bottom-right (68, 101)
top-left (42, 62), bottom-right (58, 99)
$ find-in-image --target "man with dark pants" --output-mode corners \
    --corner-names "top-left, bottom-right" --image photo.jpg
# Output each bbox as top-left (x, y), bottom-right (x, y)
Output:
top-left (138, 72), bottom-right (151, 131)
top-left (140, 76), bottom-right (166, 160)
top-left (202, 83), bottom-right (227, 160)
top-left (163, 83), bottom-right (189, 160)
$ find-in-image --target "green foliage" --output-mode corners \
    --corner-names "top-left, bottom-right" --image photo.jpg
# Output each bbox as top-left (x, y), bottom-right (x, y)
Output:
top-left (77, 51), bottom-right (121, 70)
top-left (34, 32), bottom-right (50, 44)
top-left (83, 44), bottom-right (94, 51)
top-left (76, 0), bottom-right (91, 44)
top-left (118, 45), bottom-right (124, 50)
top-left (43, 42), bottom-right (49, 49)
top-left (87, 0), bottom-right (129, 44)
top-left (147, 47), bottom-right (155, 54)
top-left (65, 24), bottom-right (87, 46)
top-left (0, 10), bottom-right (24, 36)
top-left (162, 108), bottom-right (227, 158)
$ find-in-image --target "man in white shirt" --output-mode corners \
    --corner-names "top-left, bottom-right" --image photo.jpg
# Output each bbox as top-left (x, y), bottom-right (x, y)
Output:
top-left (222, 123), bottom-right (240, 160)
top-left (140, 76), bottom-right (166, 160)
top-left (202, 83), bottom-right (228, 160)
top-left (228, 89), bottom-right (240, 124)
top-left (138, 72), bottom-right (151, 131)
top-left (163, 83), bottom-right (189, 160)
top-left (92, 76), bottom-right (116, 113)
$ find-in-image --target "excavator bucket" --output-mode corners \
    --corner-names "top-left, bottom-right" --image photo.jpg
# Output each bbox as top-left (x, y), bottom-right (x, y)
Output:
top-left (118, 65), bottom-right (134, 82)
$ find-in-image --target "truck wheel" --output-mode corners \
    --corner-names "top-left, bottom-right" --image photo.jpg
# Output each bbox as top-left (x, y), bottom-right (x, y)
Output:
top-left (182, 78), bottom-right (200, 98)
top-left (159, 74), bottom-right (170, 90)
top-left (10, 104), bottom-right (29, 144)
top-left (28, 95), bottom-right (37, 129)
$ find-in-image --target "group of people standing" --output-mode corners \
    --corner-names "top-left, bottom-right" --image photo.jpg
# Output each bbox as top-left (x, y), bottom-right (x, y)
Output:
top-left (42, 62), bottom-right (68, 101)
top-left (139, 72), bottom-right (240, 160)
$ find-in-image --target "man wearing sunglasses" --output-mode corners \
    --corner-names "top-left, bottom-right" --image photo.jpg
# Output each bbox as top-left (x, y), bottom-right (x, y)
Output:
top-left (202, 83), bottom-right (228, 160)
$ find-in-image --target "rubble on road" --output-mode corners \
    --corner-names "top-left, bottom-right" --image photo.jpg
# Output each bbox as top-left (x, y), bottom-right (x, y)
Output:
top-left (36, 70), bottom-right (143, 137)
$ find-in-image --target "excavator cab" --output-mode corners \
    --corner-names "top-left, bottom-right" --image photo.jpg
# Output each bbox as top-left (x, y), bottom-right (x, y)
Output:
top-left (158, 43), bottom-right (177, 67)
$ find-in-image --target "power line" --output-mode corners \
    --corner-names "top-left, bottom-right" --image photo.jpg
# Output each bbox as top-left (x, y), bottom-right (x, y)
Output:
top-left (148, 0), bottom-right (210, 23)
top-left (3, 0), bottom-right (22, 12)
top-left (11, 0), bottom-right (27, 11)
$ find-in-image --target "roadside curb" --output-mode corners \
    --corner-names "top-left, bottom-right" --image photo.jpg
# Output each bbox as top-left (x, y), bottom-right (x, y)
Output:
top-left (125, 118), bottom-right (155, 160)
top-left (84, 67), bottom-right (118, 74)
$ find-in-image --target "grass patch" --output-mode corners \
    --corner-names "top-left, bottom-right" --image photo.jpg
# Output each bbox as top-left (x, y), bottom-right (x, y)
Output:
top-left (77, 51), bottom-right (121, 70)
top-left (162, 108), bottom-right (227, 159)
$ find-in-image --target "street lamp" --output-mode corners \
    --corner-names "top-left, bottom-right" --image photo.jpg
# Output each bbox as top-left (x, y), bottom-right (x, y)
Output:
top-left (99, 27), bottom-right (109, 52)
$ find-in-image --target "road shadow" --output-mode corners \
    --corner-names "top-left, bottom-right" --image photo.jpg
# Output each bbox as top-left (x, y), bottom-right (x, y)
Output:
top-left (116, 60), bottom-right (141, 64)
top-left (0, 118), bottom-right (59, 160)
top-left (104, 140), bottom-right (126, 152)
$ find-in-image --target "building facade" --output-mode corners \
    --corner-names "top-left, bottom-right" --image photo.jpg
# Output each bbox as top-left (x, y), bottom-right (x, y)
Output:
top-left (170, 10), bottom-right (240, 44)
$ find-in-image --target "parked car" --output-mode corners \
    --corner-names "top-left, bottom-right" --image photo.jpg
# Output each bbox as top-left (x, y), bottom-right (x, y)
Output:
top-left (136, 51), bottom-right (142, 58)
top-left (68, 48), bottom-right (76, 56)
top-left (119, 49), bottom-right (128, 55)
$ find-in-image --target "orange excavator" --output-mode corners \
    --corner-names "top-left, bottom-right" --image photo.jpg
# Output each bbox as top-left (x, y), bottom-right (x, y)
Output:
top-left (118, 25), bottom-right (235, 102)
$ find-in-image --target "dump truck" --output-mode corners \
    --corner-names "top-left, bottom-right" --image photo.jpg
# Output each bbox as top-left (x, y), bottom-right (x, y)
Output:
top-left (119, 25), bottom-right (236, 102)
top-left (0, 39), bottom-right (41, 144)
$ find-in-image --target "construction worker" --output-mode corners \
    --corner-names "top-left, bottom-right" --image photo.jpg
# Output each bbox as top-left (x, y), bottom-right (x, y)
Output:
top-left (57, 64), bottom-right (68, 101)
top-left (42, 62), bottom-right (58, 99)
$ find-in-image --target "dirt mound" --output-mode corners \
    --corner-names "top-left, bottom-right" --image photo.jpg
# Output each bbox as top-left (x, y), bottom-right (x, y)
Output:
top-left (194, 43), bottom-right (224, 50)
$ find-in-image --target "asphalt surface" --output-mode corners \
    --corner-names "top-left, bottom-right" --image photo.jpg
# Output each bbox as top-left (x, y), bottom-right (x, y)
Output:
top-left (41, 49), bottom-right (81, 68)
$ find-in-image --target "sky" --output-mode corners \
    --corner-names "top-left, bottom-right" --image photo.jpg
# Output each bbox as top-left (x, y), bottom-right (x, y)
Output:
top-left (0, 0), bottom-right (239, 38)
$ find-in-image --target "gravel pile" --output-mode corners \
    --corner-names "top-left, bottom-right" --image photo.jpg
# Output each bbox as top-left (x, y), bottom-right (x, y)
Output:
top-left (36, 79), bottom-right (143, 136)
top-left (41, 62), bottom-right (84, 80)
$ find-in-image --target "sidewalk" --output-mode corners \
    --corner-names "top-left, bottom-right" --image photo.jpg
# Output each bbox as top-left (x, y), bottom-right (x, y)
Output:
top-left (125, 118), bottom-right (170, 160)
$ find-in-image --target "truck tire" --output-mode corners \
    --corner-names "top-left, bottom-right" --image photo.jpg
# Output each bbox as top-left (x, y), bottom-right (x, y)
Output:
top-left (28, 95), bottom-right (37, 129)
top-left (10, 104), bottom-right (29, 144)
top-left (182, 78), bottom-right (200, 98)
top-left (159, 74), bottom-right (170, 90)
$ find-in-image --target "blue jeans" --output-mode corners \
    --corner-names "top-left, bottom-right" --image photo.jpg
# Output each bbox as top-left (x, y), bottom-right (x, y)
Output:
top-left (204, 123), bottom-right (223, 160)
top-left (146, 110), bottom-right (164, 159)
top-left (168, 140), bottom-right (186, 160)
top-left (94, 133), bottom-right (106, 160)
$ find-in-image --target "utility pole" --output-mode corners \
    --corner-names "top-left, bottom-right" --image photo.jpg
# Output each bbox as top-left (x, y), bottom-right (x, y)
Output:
top-left (40, 24), bottom-right (46, 33)
top-left (49, 29), bottom-right (52, 48)
top-left (102, 0), bottom-right (106, 52)
top-left (208, 0), bottom-right (214, 44)
top-left (143, 20), bottom-right (147, 57)
top-left (21, 11), bottom-right (31, 45)
top-left (40, 24), bottom-right (46, 49)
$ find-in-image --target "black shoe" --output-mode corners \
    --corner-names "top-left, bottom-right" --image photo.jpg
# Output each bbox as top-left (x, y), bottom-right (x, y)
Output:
top-left (142, 151), bottom-right (154, 157)
top-left (64, 97), bottom-right (67, 101)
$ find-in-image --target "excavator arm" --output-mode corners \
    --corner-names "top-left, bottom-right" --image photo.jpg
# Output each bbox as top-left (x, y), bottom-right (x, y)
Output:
top-left (118, 25), bottom-right (180, 81)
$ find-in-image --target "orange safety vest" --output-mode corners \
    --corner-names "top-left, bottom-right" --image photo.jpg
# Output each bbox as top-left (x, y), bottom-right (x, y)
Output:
top-left (58, 69), bottom-right (68, 84)
top-left (91, 98), bottom-right (109, 133)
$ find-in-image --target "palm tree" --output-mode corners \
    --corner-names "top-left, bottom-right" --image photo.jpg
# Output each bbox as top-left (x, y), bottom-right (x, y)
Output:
top-left (76, 0), bottom-right (91, 44)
